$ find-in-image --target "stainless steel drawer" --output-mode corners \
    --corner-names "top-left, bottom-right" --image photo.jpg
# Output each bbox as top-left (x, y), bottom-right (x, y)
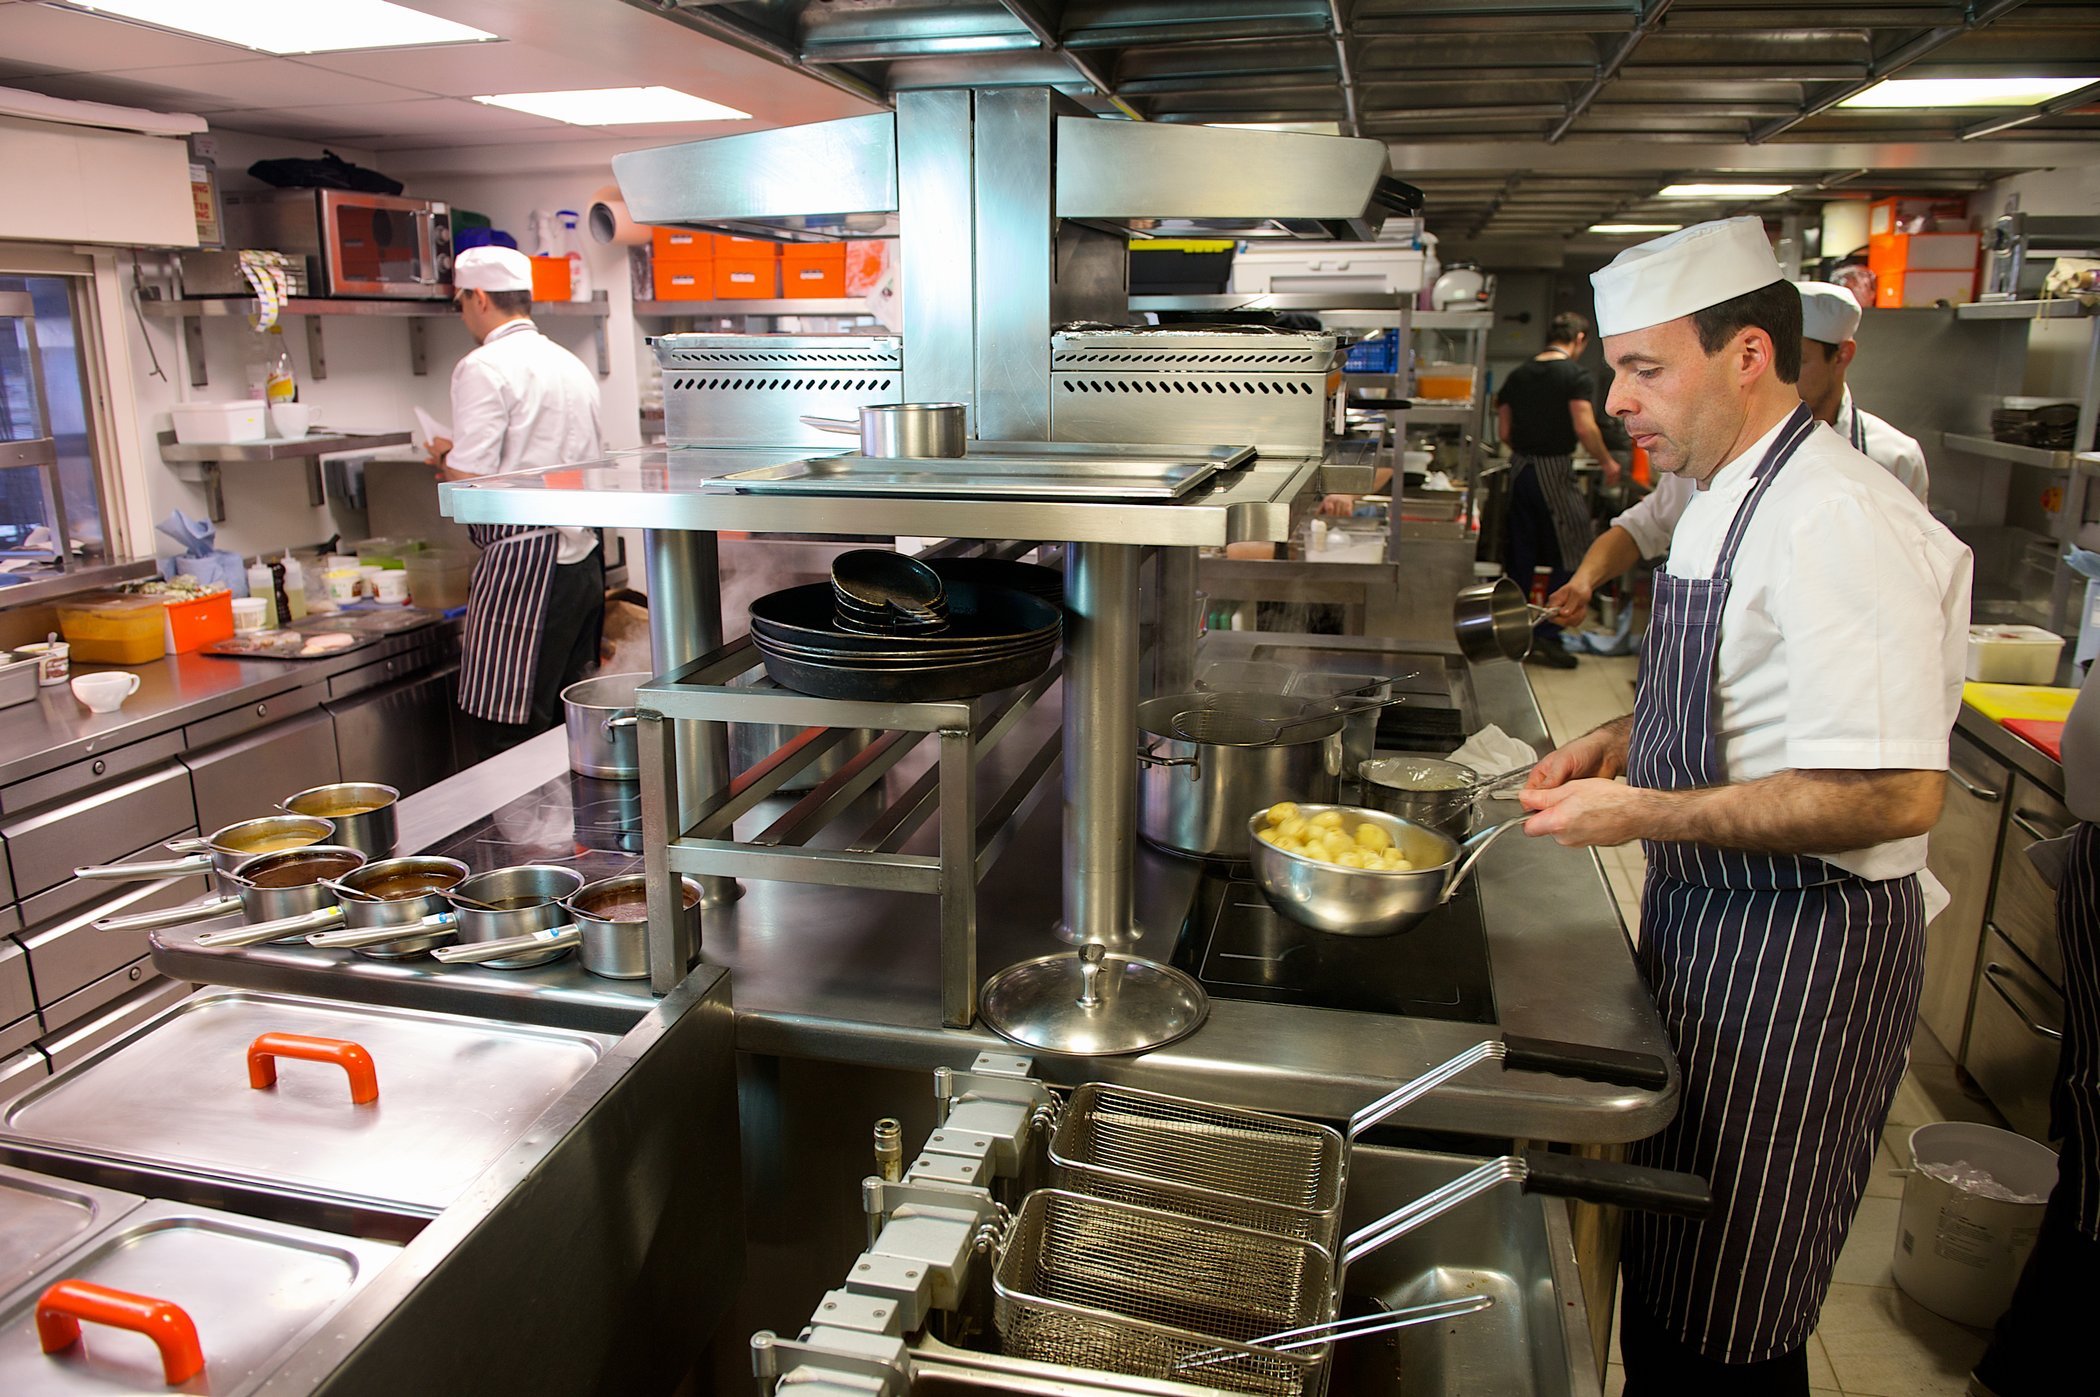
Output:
top-left (0, 764), bottom-right (196, 901)
top-left (39, 977), bottom-right (189, 1075)
top-left (1989, 774), bottom-right (2073, 990)
top-left (0, 941), bottom-right (30, 1032)
top-left (1920, 735), bottom-right (2009, 1058)
top-left (0, 1049), bottom-right (47, 1105)
top-left (182, 680), bottom-right (322, 750)
top-left (1967, 927), bottom-right (2065, 1142)
top-left (36, 955), bottom-right (160, 1038)
top-left (185, 707), bottom-right (340, 834)
top-left (0, 1016), bottom-right (35, 1060)
top-left (0, 731), bottom-right (183, 818)
top-left (0, 838), bottom-right (13, 920)
top-left (15, 828), bottom-right (207, 937)
top-left (20, 875), bottom-right (190, 1016)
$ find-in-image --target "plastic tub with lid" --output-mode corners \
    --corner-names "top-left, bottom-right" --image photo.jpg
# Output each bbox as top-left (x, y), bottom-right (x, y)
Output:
top-left (56, 595), bottom-right (167, 665)
top-left (403, 546), bottom-right (473, 612)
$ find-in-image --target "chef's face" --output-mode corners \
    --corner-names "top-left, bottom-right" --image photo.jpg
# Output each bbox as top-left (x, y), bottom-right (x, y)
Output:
top-left (1794, 337), bottom-right (1853, 416)
top-left (1603, 316), bottom-right (1757, 482)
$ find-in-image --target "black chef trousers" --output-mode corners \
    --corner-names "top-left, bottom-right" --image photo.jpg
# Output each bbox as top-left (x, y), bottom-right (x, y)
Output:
top-left (455, 549), bottom-right (604, 766)
top-left (1619, 1288), bottom-right (1811, 1397)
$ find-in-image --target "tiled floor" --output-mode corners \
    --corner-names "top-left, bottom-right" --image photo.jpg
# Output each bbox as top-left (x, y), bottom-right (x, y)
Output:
top-left (1525, 653), bottom-right (2010, 1397)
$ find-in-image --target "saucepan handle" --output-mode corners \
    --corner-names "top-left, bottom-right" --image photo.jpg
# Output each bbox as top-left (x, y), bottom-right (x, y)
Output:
top-left (603, 713), bottom-right (638, 735)
top-left (308, 913), bottom-right (457, 949)
top-left (798, 415), bottom-right (857, 435)
top-left (1440, 815), bottom-right (1528, 901)
top-left (430, 925), bottom-right (582, 964)
top-left (1135, 742), bottom-right (1201, 782)
top-left (94, 896), bottom-right (242, 934)
top-left (74, 854), bottom-right (212, 881)
top-left (195, 905), bottom-right (346, 948)
top-left (36, 1280), bottom-right (205, 1386)
top-left (1518, 1150), bottom-right (1712, 1217)
top-left (1499, 1035), bottom-right (1672, 1091)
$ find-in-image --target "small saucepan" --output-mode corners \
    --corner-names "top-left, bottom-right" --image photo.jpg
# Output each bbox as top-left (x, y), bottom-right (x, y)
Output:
top-left (302, 856), bottom-right (473, 959)
top-left (277, 782), bottom-right (400, 860)
top-left (1453, 577), bottom-right (1555, 664)
top-left (96, 845), bottom-right (367, 942)
top-left (431, 873), bottom-right (702, 979)
top-left (798, 403), bottom-right (966, 458)
top-left (425, 865), bottom-right (586, 969)
top-left (1357, 756), bottom-right (1538, 838)
top-left (74, 814), bottom-right (336, 894)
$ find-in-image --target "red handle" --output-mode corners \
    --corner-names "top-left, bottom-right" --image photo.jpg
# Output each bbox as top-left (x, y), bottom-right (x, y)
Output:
top-left (246, 1032), bottom-right (378, 1105)
top-left (37, 1280), bottom-right (205, 1386)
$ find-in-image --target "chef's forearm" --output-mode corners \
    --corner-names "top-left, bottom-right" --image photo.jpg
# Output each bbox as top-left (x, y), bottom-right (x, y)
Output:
top-left (1634, 768), bottom-right (1945, 854)
top-left (1575, 420), bottom-right (1615, 472)
top-left (1571, 527), bottom-right (1641, 593)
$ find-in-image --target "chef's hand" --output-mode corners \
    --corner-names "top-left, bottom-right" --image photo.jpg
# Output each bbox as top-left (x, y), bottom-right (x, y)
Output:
top-left (1318, 494), bottom-right (1358, 517)
top-left (1519, 778), bottom-right (1649, 848)
top-left (1526, 725), bottom-right (1626, 791)
top-left (1544, 578), bottom-right (1592, 629)
top-left (425, 436), bottom-right (452, 469)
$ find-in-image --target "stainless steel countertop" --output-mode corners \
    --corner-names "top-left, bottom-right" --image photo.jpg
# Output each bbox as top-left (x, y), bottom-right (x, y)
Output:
top-left (1957, 700), bottom-right (2067, 798)
top-left (154, 652), bottom-right (1675, 1147)
top-left (441, 446), bottom-right (1328, 547)
top-left (0, 623), bottom-right (453, 791)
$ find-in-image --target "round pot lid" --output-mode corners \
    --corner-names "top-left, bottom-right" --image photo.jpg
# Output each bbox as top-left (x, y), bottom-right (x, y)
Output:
top-left (979, 944), bottom-right (1208, 1057)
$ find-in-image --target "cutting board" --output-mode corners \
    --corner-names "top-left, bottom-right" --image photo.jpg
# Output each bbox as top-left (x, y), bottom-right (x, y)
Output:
top-left (1962, 682), bottom-right (2079, 724)
top-left (2003, 719), bottom-right (2065, 762)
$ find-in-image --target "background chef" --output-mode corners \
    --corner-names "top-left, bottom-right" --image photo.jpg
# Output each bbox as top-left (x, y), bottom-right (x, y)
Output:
top-left (1518, 217), bottom-right (1971, 1394)
top-left (1546, 280), bottom-right (1928, 629)
top-left (426, 245), bottom-right (607, 763)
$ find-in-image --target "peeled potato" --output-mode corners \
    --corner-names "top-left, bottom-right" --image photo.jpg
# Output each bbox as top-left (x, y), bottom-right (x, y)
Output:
top-left (1335, 850), bottom-right (1368, 869)
top-left (1354, 823), bottom-right (1392, 851)
top-left (1278, 816), bottom-right (1310, 840)
top-left (1265, 802), bottom-right (1298, 826)
top-left (1309, 810), bottom-right (1346, 831)
top-left (1257, 828), bottom-right (1281, 846)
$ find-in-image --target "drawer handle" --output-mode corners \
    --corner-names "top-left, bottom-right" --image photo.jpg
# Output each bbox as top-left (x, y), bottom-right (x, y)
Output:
top-left (1983, 962), bottom-right (2065, 1042)
top-left (1948, 768), bottom-right (2003, 802)
top-left (2011, 808), bottom-right (2068, 844)
top-left (246, 1032), bottom-right (379, 1104)
top-left (36, 1279), bottom-right (205, 1386)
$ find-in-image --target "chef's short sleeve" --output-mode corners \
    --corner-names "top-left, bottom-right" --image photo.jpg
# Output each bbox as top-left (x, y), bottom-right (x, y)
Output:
top-left (1774, 493), bottom-right (1967, 771)
top-left (1613, 473), bottom-right (1692, 559)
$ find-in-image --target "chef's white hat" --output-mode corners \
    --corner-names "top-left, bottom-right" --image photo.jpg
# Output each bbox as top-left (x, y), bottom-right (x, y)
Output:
top-left (453, 245), bottom-right (534, 294)
top-left (1798, 281), bottom-right (1863, 344)
top-left (1589, 217), bottom-right (1783, 337)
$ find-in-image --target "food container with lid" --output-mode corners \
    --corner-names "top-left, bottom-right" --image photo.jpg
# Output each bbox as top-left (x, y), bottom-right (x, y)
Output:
top-left (0, 989), bottom-right (615, 1227)
top-left (164, 588), bottom-right (235, 652)
top-left (0, 651), bottom-right (36, 709)
top-left (168, 400), bottom-right (266, 445)
top-left (55, 595), bottom-right (168, 666)
top-left (403, 546), bottom-right (472, 612)
top-left (1965, 624), bottom-right (2066, 685)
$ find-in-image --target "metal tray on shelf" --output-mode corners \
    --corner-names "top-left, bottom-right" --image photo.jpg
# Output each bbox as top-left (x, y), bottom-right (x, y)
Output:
top-left (719, 443), bottom-right (1254, 502)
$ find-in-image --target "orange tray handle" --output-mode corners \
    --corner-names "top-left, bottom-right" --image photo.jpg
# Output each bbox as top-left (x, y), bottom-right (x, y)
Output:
top-left (37, 1279), bottom-right (205, 1386)
top-left (246, 1032), bottom-right (379, 1105)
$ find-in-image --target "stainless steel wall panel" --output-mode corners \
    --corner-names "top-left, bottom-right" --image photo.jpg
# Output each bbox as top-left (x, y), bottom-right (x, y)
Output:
top-left (897, 89), bottom-right (977, 419)
top-left (974, 89), bottom-right (1057, 442)
top-left (185, 708), bottom-right (340, 835)
top-left (0, 764), bottom-right (195, 902)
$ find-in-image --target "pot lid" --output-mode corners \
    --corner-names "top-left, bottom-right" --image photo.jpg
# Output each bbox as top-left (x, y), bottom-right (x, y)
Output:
top-left (980, 945), bottom-right (1208, 1057)
top-left (0, 1165), bottom-right (142, 1299)
top-left (0, 1200), bottom-right (396, 1395)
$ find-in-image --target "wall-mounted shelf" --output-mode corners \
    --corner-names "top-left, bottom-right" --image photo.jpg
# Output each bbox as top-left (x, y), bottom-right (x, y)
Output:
top-left (137, 294), bottom-right (611, 386)
top-left (633, 299), bottom-right (874, 318)
top-left (157, 428), bottom-right (411, 522)
top-left (1941, 432), bottom-right (2078, 471)
top-left (1956, 298), bottom-right (2098, 321)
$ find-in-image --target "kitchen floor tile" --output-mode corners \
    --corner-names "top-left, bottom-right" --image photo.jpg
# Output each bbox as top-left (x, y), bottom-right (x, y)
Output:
top-left (1832, 1194), bottom-right (1902, 1287)
top-left (1815, 1281), bottom-right (1988, 1396)
top-left (1805, 1331), bottom-right (1839, 1389)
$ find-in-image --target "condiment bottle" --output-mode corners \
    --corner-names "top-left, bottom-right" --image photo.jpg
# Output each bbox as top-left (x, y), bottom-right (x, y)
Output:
top-left (279, 550), bottom-right (308, 620)
top-left (245, 558), bottom-right (277, 627)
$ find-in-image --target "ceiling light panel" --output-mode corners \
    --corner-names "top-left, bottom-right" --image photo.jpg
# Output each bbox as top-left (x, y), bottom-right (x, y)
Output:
top-left (1839, 77), bottom-right (2099, 109)
top-left (473, 87), bottom-right (752, 125)
top-left (1657, 182), bottom-right (1794, 199)
top-left (66, 0), bottom-right (494, 54)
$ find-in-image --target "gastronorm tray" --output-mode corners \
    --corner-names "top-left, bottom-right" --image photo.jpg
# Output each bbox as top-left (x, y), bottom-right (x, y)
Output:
top-left (0, 1165), bottom-right (144, 1298)
top-left (719, 444), bottom-right (1251, 501)
top-left (0, 988), bottom-right (615, 1218)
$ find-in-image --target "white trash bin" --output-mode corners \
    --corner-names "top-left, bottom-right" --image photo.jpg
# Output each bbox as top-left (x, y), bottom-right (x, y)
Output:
top-left (1892, 1122), bottom-right (2059, 1327)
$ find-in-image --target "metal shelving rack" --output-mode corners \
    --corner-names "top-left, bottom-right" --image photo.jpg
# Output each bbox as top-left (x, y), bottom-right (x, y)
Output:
top-left (137, 294), bottom-right (613, 385)
top-left (1941, 297), bottom-right (2100, 632)
top-left (157, 428), bottom-right (413, 522)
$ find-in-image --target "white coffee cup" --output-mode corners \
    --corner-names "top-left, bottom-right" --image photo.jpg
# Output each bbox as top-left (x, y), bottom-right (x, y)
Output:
top-left (70, 671), bottom-right (140, 714)
top-left (269, 402), bottom-right (314, 439)
top-left (372, 571), bottom-right (409, 604)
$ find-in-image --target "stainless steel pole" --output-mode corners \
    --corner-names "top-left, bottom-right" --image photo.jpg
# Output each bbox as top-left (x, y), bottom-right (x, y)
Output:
top-left (645, 528), bottom-right (739, 906)
top-left (1060, 541), bottom-right (1139, 948)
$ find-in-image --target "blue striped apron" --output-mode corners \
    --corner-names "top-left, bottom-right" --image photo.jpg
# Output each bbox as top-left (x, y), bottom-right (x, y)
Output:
top-left (458, 523), bottom-right (557, 725)
top-left (2056, 821), bottom-right (2100, 1240)
top-left (1622, 404), bottom-right (1926, 1363)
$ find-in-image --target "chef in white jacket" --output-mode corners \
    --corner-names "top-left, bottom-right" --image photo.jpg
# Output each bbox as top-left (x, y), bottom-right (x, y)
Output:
top-left (1547, 281), bottom-right (1928, 627)
top-left (1519, 217), bottom-right (1971, 1394)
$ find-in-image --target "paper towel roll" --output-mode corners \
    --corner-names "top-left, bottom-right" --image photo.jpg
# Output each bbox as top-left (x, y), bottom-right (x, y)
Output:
top-left (587, 184), bottom-right (651, 246)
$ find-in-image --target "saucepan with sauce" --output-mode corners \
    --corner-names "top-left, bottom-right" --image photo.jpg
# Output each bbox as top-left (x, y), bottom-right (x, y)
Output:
top-left (301, 856), bottom-right (473, 959)
top-left (426, 865), bottom-right (587, 969)
top-left (278, 782), bottom-right (400, 860)
top-left (95, 843), bottom-right (367, 940)
top-left (429, 870), bottom-right (702, 978)
top-left (74, 813), bottom-right (337, 898)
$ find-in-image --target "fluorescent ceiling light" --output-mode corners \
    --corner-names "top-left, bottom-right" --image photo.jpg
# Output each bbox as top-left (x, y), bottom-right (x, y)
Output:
top-left (1657, 182), bottom-right (1794, 199)
top-left (1588, 223), bottom-right (1683, 234)
top-left (474, 87), bottom-right (752, 125)
top-left (1839, 76), bottom-right (2099, 109)
top-left (66, 0), bottom-right (493, 53)
top-left (1206, 121), bottom-right (1346, 135)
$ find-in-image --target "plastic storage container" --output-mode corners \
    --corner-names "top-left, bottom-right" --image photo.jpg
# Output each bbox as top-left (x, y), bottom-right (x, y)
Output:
top-left (355, 537), bottom-right (423, 570)
top-left (404, 546), bottom-right (474, 612)
top-left (56, 594), bottom-right (169, 665)
top-left (1343, 330), bottom-right (1402, 374)
top-left (163, 589), bottom-right (234, 654)
top-left (1965, 624), bottom-right (2065, 684)
top-left (1414, 362), bottom-right (1477, 402)
top-left (781, 243), bottom-right (847, 297)
top-left (169, 400), bottom-right (266, 444)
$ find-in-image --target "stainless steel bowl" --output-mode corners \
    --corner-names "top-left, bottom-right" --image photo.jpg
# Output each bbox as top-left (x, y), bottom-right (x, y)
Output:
top-left (1245, 804), bottom-right (1525, 937)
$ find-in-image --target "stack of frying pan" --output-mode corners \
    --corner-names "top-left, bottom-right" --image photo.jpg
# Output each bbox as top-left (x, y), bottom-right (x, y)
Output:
top-left (750, 551), bottom-right (1061, 703)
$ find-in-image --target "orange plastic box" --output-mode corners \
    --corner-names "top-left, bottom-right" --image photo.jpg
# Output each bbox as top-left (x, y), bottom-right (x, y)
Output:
top-left (651, 227), bottom-right (712, 260)
top-left (529, 255), bottom-right (571, 302)
top-left (714, 256), bottom-right (779, 299)
top-left (781, 244), bottom-right (847, 298)
top-left (653, 262), bottom-right (714, 300)
top-left (163, 589), bottom-right (234, 654)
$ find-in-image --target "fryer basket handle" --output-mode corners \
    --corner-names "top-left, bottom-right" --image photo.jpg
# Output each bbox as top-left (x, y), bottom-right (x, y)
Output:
top-left (1519, 1149), bottom-right (1711, 1217)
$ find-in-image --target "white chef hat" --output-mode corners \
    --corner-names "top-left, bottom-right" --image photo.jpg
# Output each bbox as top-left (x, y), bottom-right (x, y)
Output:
top-left (453, 246), bottom-right (534, 294)
top-left (1589, 216), bottom-right (1784, 337)
top-left (1797, 281), bottom-right (1863, 344)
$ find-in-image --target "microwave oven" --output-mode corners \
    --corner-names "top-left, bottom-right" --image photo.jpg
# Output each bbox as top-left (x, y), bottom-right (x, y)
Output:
top-left (222, 189), bottom-right (453, 299)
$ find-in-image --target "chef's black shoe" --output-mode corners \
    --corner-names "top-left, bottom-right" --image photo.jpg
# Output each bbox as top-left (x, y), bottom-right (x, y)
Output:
top-left (1528, 643), bottom-right (1577, 669)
